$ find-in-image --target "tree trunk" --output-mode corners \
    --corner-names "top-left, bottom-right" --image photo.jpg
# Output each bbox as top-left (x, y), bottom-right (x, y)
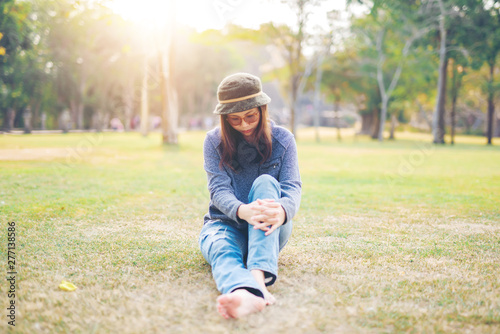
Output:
top-left (371, 107), bottom-right (380, 139)
top-left (375, 27), bottom-right (414, 142)
top-left (291, 58), bottom-right (315, 140)
top-left (434, 57), bottom-right (448, 143)
top-left (313, 52), bottom-right (325, 143)
top-left (41, 112), bottom-right (47, 130)
top-left (159, 50), bottom-right (179, 144)
top-left (5, 108), bottom-right (15, 131)
top-left (290, 76), bottom-right (298, 138)
top-left (140, 55), bottom-right (149, 137)
top-left (92, 110), bottom-right (103, 132)
top-left (33, 101), bottom-right (40, 130)
top-left (450, 60), bottom-right (461, 146)
top-left (77, 103), bottom-right (84, 130)
top-left (389, 113), bottom-right (397, 140)
top-left (288, 1), bottom-right (306, 138)
top-left (433, 0), bottom-right (447, 144)
top-left (335, 98), bottom-right (341, 142)
top-left (359, 112), bottom-right (374, 135)
top-left (378, 95), bottom-right (389, 141)
top-left (486, 61), bottom-right (495, 145)
top-left (60, 109), bottom-right (71, 133)
top-left (69, 100), bottom-right (78, 130)
top-left (159, 50), bottom-right (168, 133)
top-left (76, 73), bottom-right (86, 129)
top-left (123, 79), bottom-right (134, 131)
top-left (161, 0), bottom-right (178, 145)
top-left (494, 115), bottom-right (500, 137)
top-left (23, 107), bottom-right (32, 134)
top-left (450, 96), bottom-right (457, 145)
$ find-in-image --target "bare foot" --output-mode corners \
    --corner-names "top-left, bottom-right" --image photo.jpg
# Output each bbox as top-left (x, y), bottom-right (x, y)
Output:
top-left (216, 289), bottom-right (266, 319)
top-left (251, 269), bottom-right (277, 306)
top-left (264, 291), bottom-right (276, 305)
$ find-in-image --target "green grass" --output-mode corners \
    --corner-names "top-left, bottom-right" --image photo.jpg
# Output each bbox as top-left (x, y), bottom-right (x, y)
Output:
top-left (0, 128), bottom-right (499, 333)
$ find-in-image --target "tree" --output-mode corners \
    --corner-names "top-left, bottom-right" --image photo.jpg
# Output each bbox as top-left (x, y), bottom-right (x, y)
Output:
top-left (259, 22), bottom-right (304, 137)
top-left (258, 0), bottom-right (326, 137)
top-left (373, 19), bottom-right (427, 142)
top-left (350, 2), bottom-right (431, 141)
top-left (0, 0), bottom-right (40, 131)
top-left (448, 58), bottom-right (466, 144)
top-left (450, 0), bottom-right (500, 145)
top-left (472, 1), bottom-right (500, 145)
top-left (45, 0), bottom-right (133, 130)
top-left (445, 10), bottom-right (474, 145)
top-left (159, 0), bottom-right (178, 145)
top-left (321, 46), bottom-right (358, 141)
top-left (312, 10), bottom-right (343, 142)
top-left (323, 32), bottom-right (381, 138)
top-left (174, 26), bottom-right (245, 129)
top-left (432, 0), bottom-right (448, 144)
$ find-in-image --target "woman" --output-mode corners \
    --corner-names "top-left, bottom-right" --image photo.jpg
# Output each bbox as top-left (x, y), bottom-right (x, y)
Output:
top-left (199, 73), bottom-right (302, 319)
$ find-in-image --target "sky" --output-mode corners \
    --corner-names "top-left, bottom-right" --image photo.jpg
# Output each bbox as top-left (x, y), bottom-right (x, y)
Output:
top-left (107, 0), bottom-right (363, 32)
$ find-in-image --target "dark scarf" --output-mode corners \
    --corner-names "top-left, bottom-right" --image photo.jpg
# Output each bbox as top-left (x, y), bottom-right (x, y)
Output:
top-left (229, 137), bottom-right (267, 172)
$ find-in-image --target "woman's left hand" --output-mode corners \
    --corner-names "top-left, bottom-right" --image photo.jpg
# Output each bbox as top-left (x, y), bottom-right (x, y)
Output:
top-left (250, 199), bottom-right (286, 236)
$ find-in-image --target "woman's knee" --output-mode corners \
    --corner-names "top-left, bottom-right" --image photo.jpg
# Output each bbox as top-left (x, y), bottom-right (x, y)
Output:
top-left (249, 174), bottom-right (281, 201)
top-left (253, 174), bottom-right (278, 188)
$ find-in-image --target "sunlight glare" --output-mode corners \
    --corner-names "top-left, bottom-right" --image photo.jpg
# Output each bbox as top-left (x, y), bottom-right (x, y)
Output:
top-left (109, 0), bottom-right (217, 31)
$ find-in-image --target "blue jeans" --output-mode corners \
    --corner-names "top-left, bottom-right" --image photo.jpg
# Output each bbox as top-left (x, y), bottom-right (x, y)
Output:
top-left (199, 174), bottom-right (293, 298)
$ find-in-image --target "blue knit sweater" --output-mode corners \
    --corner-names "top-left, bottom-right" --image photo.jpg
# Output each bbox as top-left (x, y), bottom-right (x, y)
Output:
top-left (203, 122), bottom-right (302, 227)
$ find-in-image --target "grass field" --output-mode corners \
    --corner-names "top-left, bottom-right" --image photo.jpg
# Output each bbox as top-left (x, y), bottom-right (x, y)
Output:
top-left (0, 128), bottom-right (499, 333)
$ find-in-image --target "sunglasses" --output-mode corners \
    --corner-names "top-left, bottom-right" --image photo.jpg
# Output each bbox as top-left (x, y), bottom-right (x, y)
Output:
top-left (226, 110), bottom-right (260, 126)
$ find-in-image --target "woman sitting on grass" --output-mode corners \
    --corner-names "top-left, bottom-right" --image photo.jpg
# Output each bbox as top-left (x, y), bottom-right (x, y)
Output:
top-left (199, 73), bottom-right (302, 319)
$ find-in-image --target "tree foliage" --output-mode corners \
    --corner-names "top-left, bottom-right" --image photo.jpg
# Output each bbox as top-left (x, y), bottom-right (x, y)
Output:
top-left (1, 0), bottom-right (499, 145)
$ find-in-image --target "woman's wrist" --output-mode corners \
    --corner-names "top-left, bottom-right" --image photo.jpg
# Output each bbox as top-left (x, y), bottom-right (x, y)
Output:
top-left (237, 204), bottom-right (252, 222)
top-left (278, 205), bottom-right (286, 225)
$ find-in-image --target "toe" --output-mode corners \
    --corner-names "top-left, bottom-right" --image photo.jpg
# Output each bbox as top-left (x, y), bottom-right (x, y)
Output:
top-left (217, 305), bottom-right (228, 319)
top-left (217, 294), bottom-right (230, 305)
top-left (264, 293), bottom-right (276, 306)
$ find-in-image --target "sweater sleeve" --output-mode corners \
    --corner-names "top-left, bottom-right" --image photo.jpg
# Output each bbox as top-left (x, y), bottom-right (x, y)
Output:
top-left (203, 134), bottom-right (244, 222)
top-left (276, 136), bottom-right (302, 224)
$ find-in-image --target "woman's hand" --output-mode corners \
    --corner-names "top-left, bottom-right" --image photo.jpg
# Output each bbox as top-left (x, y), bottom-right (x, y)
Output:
top-left (238, 199), bottom-right (286, 236)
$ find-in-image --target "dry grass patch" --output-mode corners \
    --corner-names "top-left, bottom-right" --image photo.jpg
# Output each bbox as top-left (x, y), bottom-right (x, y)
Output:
top-left (2, 213), bottom-right (496, 333)
top-left (1, 131), bottom-right (498, 333)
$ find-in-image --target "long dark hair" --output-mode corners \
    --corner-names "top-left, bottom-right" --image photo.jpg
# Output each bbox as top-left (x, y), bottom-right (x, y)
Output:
top-left (219, 105), bottom-right (272, 171)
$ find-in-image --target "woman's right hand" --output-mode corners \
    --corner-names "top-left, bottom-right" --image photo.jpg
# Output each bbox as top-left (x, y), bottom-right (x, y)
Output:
top-left (237, 203), bottom-right (259, 224)
top-left (237, 200), bottom-right (285, 236)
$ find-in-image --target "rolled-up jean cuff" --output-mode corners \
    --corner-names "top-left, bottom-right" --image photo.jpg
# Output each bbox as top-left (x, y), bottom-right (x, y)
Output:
top-left (246, 266), bottom-right (277, 286)
top-left (232, 286), bottom-right (265, 299)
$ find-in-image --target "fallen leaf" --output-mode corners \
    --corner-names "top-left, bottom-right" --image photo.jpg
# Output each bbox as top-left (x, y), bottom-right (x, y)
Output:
top-left (59, 280), bottom-right (77, 292)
